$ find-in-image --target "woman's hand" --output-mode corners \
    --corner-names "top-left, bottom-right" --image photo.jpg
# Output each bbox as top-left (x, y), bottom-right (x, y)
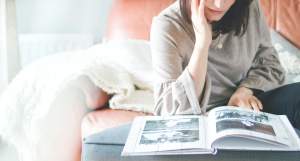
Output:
top-left (191, 0), bottom-right (212, 49)
top-left (187, 0), bottom-right (212, 98)
top-left (228, 87), bottom-right (263, 112)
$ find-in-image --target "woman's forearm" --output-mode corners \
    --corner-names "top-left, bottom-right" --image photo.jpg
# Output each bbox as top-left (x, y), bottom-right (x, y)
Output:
top-left (188, 0), bottom-right (212, 99)
top-left (187, 41), bottom-right (209, 99)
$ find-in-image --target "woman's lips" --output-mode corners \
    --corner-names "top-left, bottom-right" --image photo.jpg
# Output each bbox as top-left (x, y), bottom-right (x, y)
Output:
top-left (207, 7), bottom-right (225, 14)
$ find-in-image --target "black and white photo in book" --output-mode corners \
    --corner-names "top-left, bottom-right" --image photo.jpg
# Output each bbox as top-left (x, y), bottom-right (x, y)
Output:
top-left (207, 107), bottom-right (300, 151)
top-left (215, 109), bottom-right (276, 136)
top-left (122, 115), bottom-right (210, 156)
top-left (140, 118), bottom-right (200, 145)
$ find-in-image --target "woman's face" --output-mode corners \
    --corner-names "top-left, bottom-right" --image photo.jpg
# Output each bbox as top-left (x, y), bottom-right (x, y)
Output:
top-left (204, 0), bottom-right (236, 22)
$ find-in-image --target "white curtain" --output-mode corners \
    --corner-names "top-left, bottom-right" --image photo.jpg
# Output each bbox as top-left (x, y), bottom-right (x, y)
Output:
top-left (0, 0), bottom-right (20, 94)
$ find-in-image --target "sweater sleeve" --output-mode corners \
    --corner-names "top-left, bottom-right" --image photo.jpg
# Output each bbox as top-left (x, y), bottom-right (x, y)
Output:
top-left (239, 1), bottom-right (286, 92)
top-left (150, 16), bottom-right (211, 116)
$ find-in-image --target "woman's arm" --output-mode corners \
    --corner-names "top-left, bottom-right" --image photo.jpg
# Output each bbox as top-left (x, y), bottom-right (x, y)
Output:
top-left (151, 0), bottom-right (212, 115)
top-left (188, 0), bottom-right (212, 99)
top-left (228, 1), bottom-right (285, 111)
top-left (238, 1), bottom-right (285, 92)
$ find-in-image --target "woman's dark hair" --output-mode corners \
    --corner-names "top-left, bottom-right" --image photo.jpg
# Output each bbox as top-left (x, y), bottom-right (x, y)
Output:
top-left (180, 0), bottom-right (254, 37)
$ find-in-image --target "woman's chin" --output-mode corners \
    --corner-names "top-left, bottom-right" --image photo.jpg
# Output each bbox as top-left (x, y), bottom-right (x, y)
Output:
top-left (208, 17), bottom-right (223, 23)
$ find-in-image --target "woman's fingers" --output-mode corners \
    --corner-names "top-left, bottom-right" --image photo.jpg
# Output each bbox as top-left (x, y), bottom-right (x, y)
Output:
top-left (249, 98), bottom-right (260, 112)
top-left (256, 97), bottom-right (264, 110)
top-left (199, 0), bottom-right (206, 15)
top-left (250, 96), bottom-right (263, 110)
top-left (235, 99), bottom-right (252, 110)
top-left (191, 0), bottom-right (199, 15)
top-left (242, 101), bottom-right (253, 111)
top-left (228, 92), bottom-right (264, 112)
top-left (231, 97), bottom-right (262, 112)
top-left (191, 0), bottom-right (206, 19)
top-left (191, 0), bottom-right (212, 45)
top-left (248, 96), bottom-right (263, 112)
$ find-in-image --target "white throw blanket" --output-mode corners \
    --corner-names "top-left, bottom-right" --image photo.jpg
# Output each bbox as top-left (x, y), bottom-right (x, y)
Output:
top-left (0, 40), bottom-right (154, 161)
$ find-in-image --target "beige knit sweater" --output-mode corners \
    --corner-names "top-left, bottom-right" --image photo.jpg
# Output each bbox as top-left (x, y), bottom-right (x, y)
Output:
top-left (150, 0), bottom-right (285, 115)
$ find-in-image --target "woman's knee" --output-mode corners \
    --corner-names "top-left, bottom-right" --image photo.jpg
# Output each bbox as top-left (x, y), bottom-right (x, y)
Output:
top-left (281, 82), bottom-right (300, 93)
top-left (281, 83), bottom-right (300, 128)
top-left (76, 76), bottom-right (110, 110)
top-left (267, 82), bottom-right (300, 100)
top-left (86, 87), bottom-right (110, 110)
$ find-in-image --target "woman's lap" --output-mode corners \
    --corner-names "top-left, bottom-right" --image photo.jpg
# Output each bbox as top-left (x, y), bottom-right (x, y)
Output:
top-left (255, 82), bottom-right (300, 129)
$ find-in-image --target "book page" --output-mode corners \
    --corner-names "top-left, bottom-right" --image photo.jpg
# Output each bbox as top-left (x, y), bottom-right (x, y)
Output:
top-left (122, 115), bottom-right (211, 156)
top-left (207, 106), bottom-right (300, 150)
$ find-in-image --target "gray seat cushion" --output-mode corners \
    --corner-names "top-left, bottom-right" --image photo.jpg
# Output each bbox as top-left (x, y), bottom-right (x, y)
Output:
top-left (82, 124), bottom-right (300, 161)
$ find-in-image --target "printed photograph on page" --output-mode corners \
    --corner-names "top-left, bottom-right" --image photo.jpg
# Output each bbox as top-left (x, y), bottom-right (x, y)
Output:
top-left (211, 107), bottom-right (292, 146)
top-left (215, 109), bottom-right (275, 136)
top-left (134, 117), bottom-right (205, 152)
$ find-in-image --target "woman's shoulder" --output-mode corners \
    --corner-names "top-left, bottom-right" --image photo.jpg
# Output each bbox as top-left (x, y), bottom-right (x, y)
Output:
top-left (151, 1), bottom-right (194, 42)
top-left (153, 1), bottom-right (192, 32)
top-left (150, 1), bottom-right (195, 63)
top-left (247, 0), bottom-right (268, 35)
top-left (156, 1), bottom-right (181, 18)
top-left (249, 0), bottom-right (262, 18)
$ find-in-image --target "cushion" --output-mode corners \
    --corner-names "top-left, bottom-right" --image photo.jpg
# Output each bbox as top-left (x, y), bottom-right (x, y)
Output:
top-left (81, 109), bottom-right (149, 139)
top-left (270, 30), bottom-right (300, 84)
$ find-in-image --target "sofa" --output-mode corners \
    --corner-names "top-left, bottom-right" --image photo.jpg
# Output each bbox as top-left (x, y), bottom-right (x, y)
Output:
top-left (81, 0), bottom-right (174, 139)
top-left (81, 0), bottom-right (300, 138)
top-left (81, 0), bottom-right (300, 141)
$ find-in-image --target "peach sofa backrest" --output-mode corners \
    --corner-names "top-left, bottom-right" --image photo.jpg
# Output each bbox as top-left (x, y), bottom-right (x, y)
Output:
top-left (104, 0), bottom-right (300, 49)
top-left (104, 0), bottom-right (175, 40)
top-left (260, 0), bottom-right (300, 48)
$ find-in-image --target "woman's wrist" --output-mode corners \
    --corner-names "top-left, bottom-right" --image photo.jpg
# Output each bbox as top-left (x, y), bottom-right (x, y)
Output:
top-left (236, 86), bottom-right (253, 96)
top-left (195, 39), bottom-right (210, 52)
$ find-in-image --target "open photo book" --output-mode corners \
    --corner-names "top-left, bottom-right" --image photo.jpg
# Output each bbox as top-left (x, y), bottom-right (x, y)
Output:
top-left (122, 106), bottom-right (300, 156)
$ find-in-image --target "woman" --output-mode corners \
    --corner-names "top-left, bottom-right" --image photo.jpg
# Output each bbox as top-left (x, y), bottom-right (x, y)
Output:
top-left (151, 0), bottom-right (300, 129)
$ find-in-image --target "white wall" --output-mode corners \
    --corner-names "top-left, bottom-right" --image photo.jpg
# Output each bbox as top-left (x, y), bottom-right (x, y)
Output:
top-left (0, 0), bottom-right (7, 94)
top-left (15, 0), bottom-right (113, 42)
top-left (1, 0), bottom-right (20, 94)
top-left (14, 0), bottom-right (114, 67)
